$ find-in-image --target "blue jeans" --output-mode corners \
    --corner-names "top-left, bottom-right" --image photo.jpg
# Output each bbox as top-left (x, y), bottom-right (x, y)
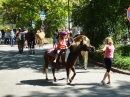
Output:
top-left (10, 37), bottom-right (15, 46)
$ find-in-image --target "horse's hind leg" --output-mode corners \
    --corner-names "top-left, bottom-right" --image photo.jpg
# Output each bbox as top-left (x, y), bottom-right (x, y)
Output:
top-left (28, 41), bottom-right (31, 54)
top-left (20, 40), bottom-right (24, 53)
top-left (42, 40), bottom-right (44, 48)
top-left (45, 68), bottom-right (48, 80)
top-left (32, 40), bottom-right (35, 54)
top-left (66, 67), bottom-right (71, 84)
top-left (52, 67), bottom-right (56, 82)
top-left (69, 66), bottom-right (76, 83)
top-left (18, 40), bottom-right (23, 54)
top-left (43, 52), bottom-right (50, 80)
top-left (43, 62), bottom-right (49, 80)
top-left (32, 47), bottom-right (35, 54)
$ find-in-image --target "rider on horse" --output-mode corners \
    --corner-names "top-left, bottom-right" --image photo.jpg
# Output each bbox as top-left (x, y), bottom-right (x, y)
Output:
top-left (53, 30), bottom-right (68, 63)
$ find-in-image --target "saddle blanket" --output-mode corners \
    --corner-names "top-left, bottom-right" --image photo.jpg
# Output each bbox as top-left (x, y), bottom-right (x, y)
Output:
top-left (47, 48), bottom-right (56, 57)
top-left (47, 48), bottom-right (65, 58)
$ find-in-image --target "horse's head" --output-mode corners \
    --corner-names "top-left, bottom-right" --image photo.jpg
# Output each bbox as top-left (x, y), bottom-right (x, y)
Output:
top-left (74, 34), bottom-right (95, 53)
top-left (88, 45), bottom-right (95, 53)
top-left (80, 39), bottom-right (95, 53)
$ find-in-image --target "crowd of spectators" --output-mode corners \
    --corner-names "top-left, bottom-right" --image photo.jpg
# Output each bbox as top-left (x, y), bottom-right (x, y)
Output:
top-left (0, 29), bottom-right (18, 46)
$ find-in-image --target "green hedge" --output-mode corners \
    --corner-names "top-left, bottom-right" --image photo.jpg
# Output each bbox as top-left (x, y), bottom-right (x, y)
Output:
top-left (113, 45), bottom-right (130, 70)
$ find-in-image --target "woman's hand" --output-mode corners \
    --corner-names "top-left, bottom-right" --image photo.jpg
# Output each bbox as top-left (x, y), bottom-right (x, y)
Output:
top-left (96, 49), bottom-right (104, 52)
top-left (96, 50), bottom-right (99, 52)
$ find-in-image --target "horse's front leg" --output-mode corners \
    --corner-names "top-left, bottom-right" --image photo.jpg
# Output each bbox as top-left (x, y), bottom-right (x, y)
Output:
top-left (28, 42), bottom-right (31, 54)
top-left (52, 67), bottom-right (56, 82)
top-left (32, 40), bottom-right (35, 54)
top-left (66, 67), bottom-right (71, 84)
top-left (81, 51), bottom-right (88, 70)
top-left (70, 66), bottom-right (76, 83)
top-left (45, 68), bottom-right (48, 80)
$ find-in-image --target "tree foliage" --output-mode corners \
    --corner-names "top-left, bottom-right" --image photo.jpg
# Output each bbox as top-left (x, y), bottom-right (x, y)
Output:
top-left (1, 0), bottom-right (76, 37)
top-left (72, 0), bottom-right (130, 47)
top-left (1, 0), bottom-right (130, 40)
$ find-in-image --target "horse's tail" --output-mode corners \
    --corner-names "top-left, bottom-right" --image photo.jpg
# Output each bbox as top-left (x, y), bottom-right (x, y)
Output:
top-left (42, 51), bottom-right (49, 74)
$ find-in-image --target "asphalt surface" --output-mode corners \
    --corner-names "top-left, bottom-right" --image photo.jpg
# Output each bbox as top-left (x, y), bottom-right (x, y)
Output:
top-left (0, 44), bottom-right (130, 97)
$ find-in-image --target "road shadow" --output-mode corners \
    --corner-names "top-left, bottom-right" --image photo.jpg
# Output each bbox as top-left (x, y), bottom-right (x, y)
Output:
top-left (15, 80), bottom-right (130, 97)
top-left (17, 78), bottom-right (66, 86)
top-left (0, 47), bottom-right (98, 72)
top-left (0, 48), bottom-right (47, 72)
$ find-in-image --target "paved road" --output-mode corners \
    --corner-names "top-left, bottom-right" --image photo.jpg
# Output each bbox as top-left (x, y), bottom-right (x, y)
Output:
top-left (0, 44), bottom-right (130, 97)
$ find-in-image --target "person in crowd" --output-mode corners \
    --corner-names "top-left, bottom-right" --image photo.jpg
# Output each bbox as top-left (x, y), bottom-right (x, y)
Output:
top-left (72, 22), bottom-right (82, 38)
top-left (96, 37), bottom-right (115, 85)
top-left (9, 29), bottom-right (15, 47)
top-left (54, 29), bottom-right (59, 45)
top-left (55, 29), bottom-right (59, 39)
top-left (52, 33), bottom-right (57, 49)
top-left (18, 28), bottom-right (28, 48)
top-left (15, 29), bottom-right (20, 45)
top-left (53, 30), bottom-right (67, 63)
top-left (0, 30), bottom-right (2, 44)
top-left (65, 30), bottom-right (74, 62)
top-left (65, 29), bottom-right (74, 47)
top-left (1, 30), bottom-right (5, 40)
top-left (4, 29), bottom-right (10, 44)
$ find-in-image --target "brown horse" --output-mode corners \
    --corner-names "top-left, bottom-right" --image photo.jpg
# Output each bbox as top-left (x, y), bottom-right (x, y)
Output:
top-left (35, 31), bottom-right (45, 48)
top-left (25, 30), bottom-right (35, 54)
top-left (42, 35), bottom-right (95, 84)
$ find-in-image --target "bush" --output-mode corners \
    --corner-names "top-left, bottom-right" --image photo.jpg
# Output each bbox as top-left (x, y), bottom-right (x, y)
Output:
top-left (115, 45), bottom-right (130, 56)
top-left (113, 44), bottom-right (130, 70)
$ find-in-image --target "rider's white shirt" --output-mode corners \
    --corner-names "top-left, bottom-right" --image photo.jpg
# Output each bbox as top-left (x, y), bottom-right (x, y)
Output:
top-left (72, 26), bottom-right (81, 37)
top-left (0, 31), bottom-right (2, 38)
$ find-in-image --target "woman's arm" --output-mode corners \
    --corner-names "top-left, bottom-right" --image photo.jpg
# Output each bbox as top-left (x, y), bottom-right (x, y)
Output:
top-left (96, 45), bottom-right (106, 52)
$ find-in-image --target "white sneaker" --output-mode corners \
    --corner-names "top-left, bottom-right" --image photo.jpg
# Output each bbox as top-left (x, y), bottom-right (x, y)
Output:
top-left (101, 80), bottom-right (105, 85)
top-left (53, 60), bottom-right (56, 63)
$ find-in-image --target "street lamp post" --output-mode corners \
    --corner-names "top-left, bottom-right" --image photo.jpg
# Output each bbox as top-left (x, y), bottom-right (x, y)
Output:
top-left (68, 0), bottom-right (70, 30)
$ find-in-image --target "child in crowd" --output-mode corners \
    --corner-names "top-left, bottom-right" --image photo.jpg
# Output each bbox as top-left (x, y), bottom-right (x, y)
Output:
top-left (52, 33), bottom-right (57, 49)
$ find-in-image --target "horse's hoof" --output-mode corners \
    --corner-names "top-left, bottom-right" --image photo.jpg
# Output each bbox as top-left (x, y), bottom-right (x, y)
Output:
top-left (69, 79), bottom-right (72, 83)
top-left (67, 83), bottom-right (71, 85)
top-left (54, 78), bottom-right (57, 82)
top-left (83, 67), bottom-right (87, 70)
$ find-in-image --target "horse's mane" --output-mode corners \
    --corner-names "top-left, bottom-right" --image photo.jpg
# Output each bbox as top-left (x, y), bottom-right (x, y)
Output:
top-left (74, 35), bottom-right (89, 42)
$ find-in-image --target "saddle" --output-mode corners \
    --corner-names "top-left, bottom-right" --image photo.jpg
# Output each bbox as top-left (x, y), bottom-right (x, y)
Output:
top-left (47, 48), bottom-right (66, 58)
